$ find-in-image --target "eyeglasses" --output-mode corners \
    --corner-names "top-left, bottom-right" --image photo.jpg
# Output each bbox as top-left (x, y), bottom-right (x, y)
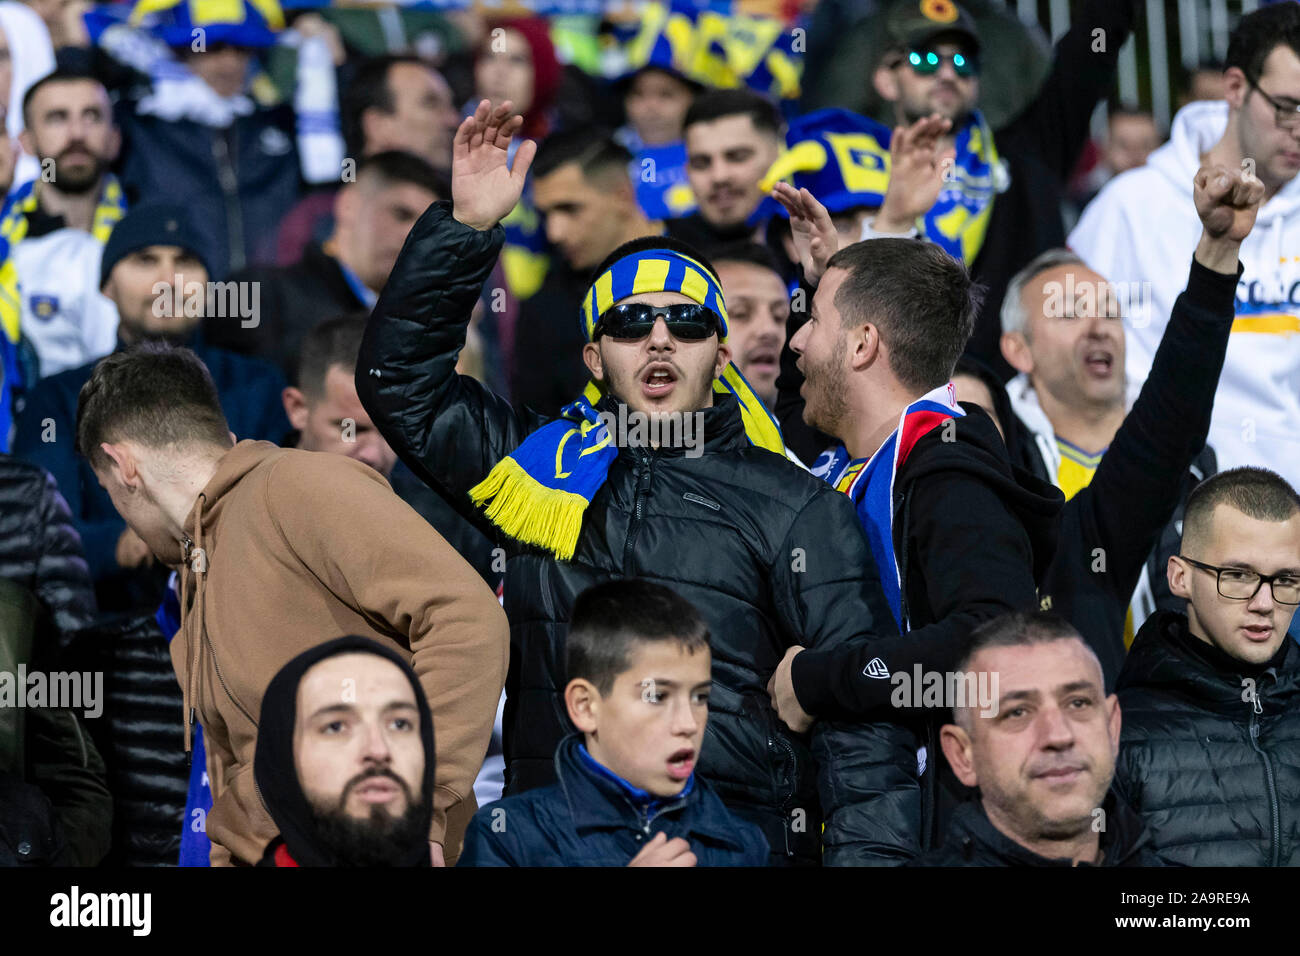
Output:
top-left (1246, 74), bottom-right (1300, 131)
top-left (593, 303), bottom-right (719, 341)
top-left (904, 48), bottom-right (979, 79)
top-left (1179, 555), bottom-right (1300, 605)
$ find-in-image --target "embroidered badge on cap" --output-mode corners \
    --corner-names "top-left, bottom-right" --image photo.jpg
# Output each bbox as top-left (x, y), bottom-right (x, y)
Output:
top-left (921, 0), bottom-right (959, 24)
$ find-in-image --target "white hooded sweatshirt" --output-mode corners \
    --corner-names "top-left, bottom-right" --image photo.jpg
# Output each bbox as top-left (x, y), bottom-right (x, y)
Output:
top-left (1069, 100), bottom-right (1300, 490)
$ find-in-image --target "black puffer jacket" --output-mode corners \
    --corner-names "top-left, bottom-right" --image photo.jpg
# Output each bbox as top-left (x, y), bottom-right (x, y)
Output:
top-left (910, 791), bottom-right (1160, 866)
top-left (1114, 611), bottom-right (1300, 867)
top-left (358, 201), bottom-right (914, 865)
top-left (0, 456), bottom-right (96, 643)
top-left (66, 612), bottom-right (188, 866)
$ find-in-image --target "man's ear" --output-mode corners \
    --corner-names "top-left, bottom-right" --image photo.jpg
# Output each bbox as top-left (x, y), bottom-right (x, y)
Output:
top-left (99, 441), bottom-right (139, 488)
top-left (848, 322), bottom-right (879, 372)
top-left (1000, 331), bottom-right (1035, 375)
top-left (565, 678), bottom-right (601, 734)
top-left (333, 181), bottom-right (359, 226)
top-left (18, 129), bottom-right (34, 159)
top-left (873, 60), bottom-right (900, 104)
top-left (940, 721), bottom-right (978, 788)
top-left (106, 125), bottom-right (123, 164)
top-left (1168, 554), bottom-right (1192, 600)
top-left (1105, 694), bottom-right (1122, 761)
top-left (713, 340), bottom-right (731, 379)
top-left (282, 386), bottom-right (310, 432)
top-left (582, 341), bottom-right (604, 381)
top-left (1223, 66), bottom-right (1249, 110)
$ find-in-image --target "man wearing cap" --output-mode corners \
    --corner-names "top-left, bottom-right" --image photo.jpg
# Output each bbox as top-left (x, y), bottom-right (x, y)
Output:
top-left (13, 203), bottom-right (288, 612)
top-left (358, 100), bottom-right (914, 866)
top-left (858, 0), bottom-right (1138, 379)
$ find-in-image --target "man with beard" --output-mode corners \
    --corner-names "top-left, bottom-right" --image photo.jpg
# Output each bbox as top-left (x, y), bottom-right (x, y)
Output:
top-left (910, 611), bottom-right (1159, 866)
top-left (13, 204), bottom-right (288, 611)
top-left (255, 636), bottom-right (437, 867)
top-left (860, 0), bottom-right (1137, 379)
top-left (766, 203), bottom-right (1062, 850)
top-left (10, 69), bottom-right (124, 378)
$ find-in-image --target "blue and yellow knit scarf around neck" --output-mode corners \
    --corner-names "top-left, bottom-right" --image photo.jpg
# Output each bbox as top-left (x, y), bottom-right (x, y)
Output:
top-left (922, 110), bottom-right (1009, 264)
top-left (469, 246), bottom-right (785, 560)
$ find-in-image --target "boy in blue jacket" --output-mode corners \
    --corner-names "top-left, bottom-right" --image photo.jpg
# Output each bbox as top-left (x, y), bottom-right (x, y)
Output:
top-left (459, 579), bottom-right (768, 867)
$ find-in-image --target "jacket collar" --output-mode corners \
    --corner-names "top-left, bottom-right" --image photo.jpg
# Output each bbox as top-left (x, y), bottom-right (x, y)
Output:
top-left (552, 735), bottom-right (746, 850)
top-left (1120, 610), bottom-right (1300, 715)
top-left (947, 790), bottom-right (1150, 866)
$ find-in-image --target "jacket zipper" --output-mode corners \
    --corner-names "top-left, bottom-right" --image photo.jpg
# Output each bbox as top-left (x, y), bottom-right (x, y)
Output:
top-left (774, 731), bottom-right (797, 857)
top-left (1247, 684), bottom-right (1281, 866)
top-left (622, 453), bottom-right (654, 574)
top-left (212, 128), bottom-right (245, 273)
top-left (204, 625), bottom-right (257, 729)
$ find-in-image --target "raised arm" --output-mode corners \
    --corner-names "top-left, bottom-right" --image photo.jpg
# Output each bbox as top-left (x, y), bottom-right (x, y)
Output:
top-left (356, 101), bottom-right (543, 530)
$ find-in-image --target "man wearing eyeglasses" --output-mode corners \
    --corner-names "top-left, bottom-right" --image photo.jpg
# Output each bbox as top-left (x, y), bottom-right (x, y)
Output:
top-left (357, 100), bottom-right (915, 866)
top-left (1112, 466), bottom-right (1300, 866)
top-left (1071, 3), bottom-right (1300, 498)
top-left (860, 0), bottom-right (1138, 380)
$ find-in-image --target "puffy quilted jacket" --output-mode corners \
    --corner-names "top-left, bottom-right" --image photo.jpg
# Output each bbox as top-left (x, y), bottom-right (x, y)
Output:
top-left (357, 200), bottom-right (916, 865)
top-left (1114, 611), bottom-right (1300, 866)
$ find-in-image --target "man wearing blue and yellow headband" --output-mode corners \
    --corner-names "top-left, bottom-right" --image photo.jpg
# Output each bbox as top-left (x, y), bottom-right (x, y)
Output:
top-left (358, 99), bottom-right (919, 866)
top-left (861, 0), bottom-right (1136, 379)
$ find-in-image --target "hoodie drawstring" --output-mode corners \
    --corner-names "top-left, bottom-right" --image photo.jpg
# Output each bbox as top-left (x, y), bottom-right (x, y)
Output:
top-left (182, 493), bottom-right (208, 754)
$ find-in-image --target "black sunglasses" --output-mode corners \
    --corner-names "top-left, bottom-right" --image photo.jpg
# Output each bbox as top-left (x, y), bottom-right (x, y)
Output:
top-left (593, 303), bottom-right (719, 341)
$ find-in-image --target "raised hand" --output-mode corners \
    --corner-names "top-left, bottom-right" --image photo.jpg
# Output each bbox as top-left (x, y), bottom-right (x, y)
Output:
top-left (1193, 162), bottom-right (1265, 273)
top-left (874, 114), bottom-right (954, 234)
top-left (451, 99), bottom-right (537, 232)
top-left (771, 182), bottom-right (838, 286)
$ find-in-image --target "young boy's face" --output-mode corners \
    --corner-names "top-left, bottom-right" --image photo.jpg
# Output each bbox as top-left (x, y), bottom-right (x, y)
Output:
top-left (583, 641), bottom-right (712, 798)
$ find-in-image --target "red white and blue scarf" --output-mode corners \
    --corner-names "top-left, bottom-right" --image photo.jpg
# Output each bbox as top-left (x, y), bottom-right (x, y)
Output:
top-left (811, 384), bottom-right (963, 634)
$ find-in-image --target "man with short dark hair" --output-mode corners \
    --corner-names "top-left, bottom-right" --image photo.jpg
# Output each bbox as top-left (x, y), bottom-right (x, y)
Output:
top-left (1071, 3), bottom-right (1300, 491)
top-left (667, 88), bottom-right (784, 250)
top-left (14, 203), bottom-right (288, 612)
top-left (10, 69), bottom-right (124, 378)
top-left (767, 222), bottom-right (1062, 851)
top-left (513, 131), bottom-right (664, 416)
top-left (76, 342), bottom-right (508, 866)
top-left (911, 610), bottom-right (1158, 866)
top-left (207, 150), bottom-right (444, 378)
top-left (255, 636), bottom-right (437, 867)
top-left (708, 241), bottom-right (789, 410)
top-left (1115, 467), bottom-right (1300, 866)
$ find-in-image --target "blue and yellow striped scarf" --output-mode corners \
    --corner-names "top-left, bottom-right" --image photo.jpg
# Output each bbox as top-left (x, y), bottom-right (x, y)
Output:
top-left (469, 246), bottom-right (784, 560)
top-left (0, 175), bottom-right (128, 345)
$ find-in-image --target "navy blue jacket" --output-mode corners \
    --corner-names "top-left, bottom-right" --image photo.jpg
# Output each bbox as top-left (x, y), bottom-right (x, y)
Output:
top-left (13, 337), bottom-right (289, 608)
top-left (459, 736), bottom-right (769, 867)
top-left (118, 104), bottom-right (302, 278)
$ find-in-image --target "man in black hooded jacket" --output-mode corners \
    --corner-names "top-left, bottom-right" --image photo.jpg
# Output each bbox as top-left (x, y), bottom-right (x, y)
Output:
top-left (764, 205), bottom-right (1062, 848)
top-left (357, 100), bottom-right (907, 865)
top-left (254, 636), bottom-right (436, 867)
top-left (1114, 467), bottom-right (1300, 866)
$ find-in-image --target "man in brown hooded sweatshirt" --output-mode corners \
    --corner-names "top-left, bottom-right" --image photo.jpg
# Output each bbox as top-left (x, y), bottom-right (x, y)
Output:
top-left (75, 343), bottom-right (509, 866)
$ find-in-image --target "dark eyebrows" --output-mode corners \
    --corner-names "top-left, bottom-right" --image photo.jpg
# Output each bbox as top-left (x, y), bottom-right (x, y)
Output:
top-left (308, 703), bottom-right (356, 722)
top-left (1057, 680), bottom-right (1100, 697)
